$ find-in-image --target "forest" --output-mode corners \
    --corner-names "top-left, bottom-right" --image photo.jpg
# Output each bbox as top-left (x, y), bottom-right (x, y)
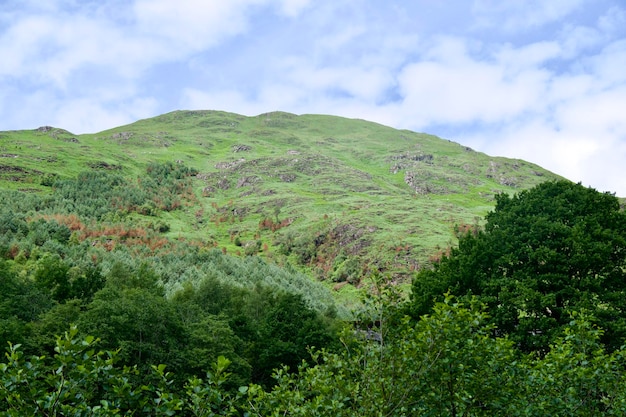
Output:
top-left (2, 161), bottom-right (626, 416)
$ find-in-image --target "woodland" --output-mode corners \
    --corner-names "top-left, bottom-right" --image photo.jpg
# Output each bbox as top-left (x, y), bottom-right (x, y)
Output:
top-left (1, 112), bottom-right (626, 415)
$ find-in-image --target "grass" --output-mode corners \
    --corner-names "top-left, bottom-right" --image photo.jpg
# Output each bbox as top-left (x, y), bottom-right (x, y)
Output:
top-left (0, 110), bottom-right (563, 305)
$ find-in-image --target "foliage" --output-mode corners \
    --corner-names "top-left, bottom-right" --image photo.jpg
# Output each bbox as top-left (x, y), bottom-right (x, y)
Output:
top-left (0, 260), bottom-right (53, 349)
top-left (79, 284), bottom-right (186, 372)
top-left (250, 303), bottom-right (626, 416)
top-left (0, 110), bottom-right (562, 284)
top-left (518, 311), bottom-right (626, 415)
top-left (170, 277), bottom-right (340, 388)
top-left (0, 327), bottom-right (184, 416)
top-left (2, 114), bottom-right (622, 414)
top-left (0, 235), bottom-right (341, 394)
top-left (246, 291), bottom-right (340, 387)
top-left (4, 298), bottom-right (626, 415)
top-left (410, 180), bottom-right (626, 352)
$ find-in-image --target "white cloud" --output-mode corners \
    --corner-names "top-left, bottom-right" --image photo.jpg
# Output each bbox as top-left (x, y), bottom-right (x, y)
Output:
top-left (316, 24), bottom-right (368, 53)
top-left (466, 116), bottom-right (626, 195)
top-left (54, 97), bottom-right (159, 133)
top-left (282, 62), bottom-right (394, 101)
top-left (471, 0), bottom-right (586, 32)
top-left (586, 40), bottom-right (626, 87)
top-left (11, 86), bottom-right (159, 133)
top-left (181, 89), bottom-right (266, 116)
top-left (496, 41), bottom-right (562, 70)
top-left (396, 37), bottom-right (551, 127)
top-left (132, 0), bottom-right (263, 50)
top-left (0, 11), bottom-right (154, 88)
top-left (558, 25), bottom-right (604, 58)
top-left (0, 0), bottom-right (275, 88)
top-left (451, 46), bottom-right (626, 195)
top-left (580, 139), bottom-right (626, 194)
top-left (548, 74), bottom-right (594, 102)
top-left (556, 87), bottom-right (626, 134)
top-left (598, 5), bottom-right (626, 35)
top-left (0, 15), bottom-right (55, 77)
top-left (277, 0), bottom-right (312, 17)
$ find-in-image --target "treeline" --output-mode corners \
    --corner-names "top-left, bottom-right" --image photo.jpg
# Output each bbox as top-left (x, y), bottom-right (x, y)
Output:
top-left (0, 256), bottom-right (339, 390)
top-left (0, 163), bottom-right (341, 393)
top-left (3, 172), bottom-right (626, 415)
top-left (3, 293), bottom-right (626, 416)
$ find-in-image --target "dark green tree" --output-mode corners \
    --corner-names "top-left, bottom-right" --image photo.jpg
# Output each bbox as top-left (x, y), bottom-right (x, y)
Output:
top-left (410, 180), bottom-right (626, 352)
top-left (33, 254), bottom-right (71, 302)
top-left (0, 327), bottom-right (185, 416)
top-left (79, 284), bottom-right (186, 373)
top-left (250, 291), bottom-right (339, 387)
top-left (0, 260), bottom-right (53, 348)
top-left (4, 303), bottom-right (626, 416)
top-left (171, 284), bottom-right (252, 388)
top-left (77, 263), bottom-right (186, 377)
top-left (24, 300), bottom-right (83, 356)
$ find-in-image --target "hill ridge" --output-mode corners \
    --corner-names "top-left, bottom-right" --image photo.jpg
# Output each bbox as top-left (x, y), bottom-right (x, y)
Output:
top-left (0, 110), bottom-right (562, 288)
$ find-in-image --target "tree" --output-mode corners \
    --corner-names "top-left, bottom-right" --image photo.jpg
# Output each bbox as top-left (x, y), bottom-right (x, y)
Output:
top-left (0, 260), bottom-right (53, 349)
top-left (33, 254), bottom-right (71, 302)
top-left (242, 295), bottom-right (518, 416)
top-left (79, 285), bottom-right (186, 373)
top-left (4, 306), bottom-right (626, 416)
top-left (410, 180), bottom-right (626, 352)
top-left (245, 290), bottom-right (339, 388)
top-left (517, 311), bottom-right (626, 416)
top-left (0, 326), bottom-right (184, 416)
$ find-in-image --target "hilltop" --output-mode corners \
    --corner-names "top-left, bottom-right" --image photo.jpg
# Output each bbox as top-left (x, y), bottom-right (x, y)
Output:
top-left (0, 110), bottom-right (562, 292)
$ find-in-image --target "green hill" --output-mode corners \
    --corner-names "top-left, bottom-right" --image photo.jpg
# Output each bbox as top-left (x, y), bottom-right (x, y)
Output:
top-left (0, 110), bottom-right (561, 291)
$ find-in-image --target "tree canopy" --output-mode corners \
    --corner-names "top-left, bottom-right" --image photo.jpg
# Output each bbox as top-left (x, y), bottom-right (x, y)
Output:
top-left (5, 297), bottom-right (626, 416)
top-left (3, 164), bottom-right (626, 415)
top-left (410, 180), bottom-right (626, 352)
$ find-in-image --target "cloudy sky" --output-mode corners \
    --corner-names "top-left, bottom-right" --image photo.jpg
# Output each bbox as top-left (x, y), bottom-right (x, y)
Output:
top-left (2, 1), bottom-right (625, 195)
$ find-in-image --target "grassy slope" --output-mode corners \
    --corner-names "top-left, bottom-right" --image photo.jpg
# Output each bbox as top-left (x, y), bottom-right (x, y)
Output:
top-left (0, 110), bottom-right (562, 292)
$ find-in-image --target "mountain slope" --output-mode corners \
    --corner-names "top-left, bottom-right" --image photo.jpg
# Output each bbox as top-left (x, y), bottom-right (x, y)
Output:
top-left (0, 110), bottom-right (562, 287)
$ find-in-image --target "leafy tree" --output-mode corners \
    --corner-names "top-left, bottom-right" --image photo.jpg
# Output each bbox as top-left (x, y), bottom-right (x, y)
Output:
top-left (104, 261), bottom-right (164, 296)
top-left (173, 279), bottom-right (340, 388)
top-left (33, 254), bottom-right (71, 302)
top-left (181, 314), bottom-right (250, 389)
top-left (184, 355), bottom-right (244, 416)
top-left (0, 327), bottom-right (184, 416)
top-left (250, 291), bottom-right (338, 387)
top-left (79, 284), bottom-right (185, 373)
top-left (23, 300), bottom-right (83, 353)
top-left (241, 297), bottom-right (626, 416)
top-left (171, 288), bottom-right (252, 389)
top-left (4, 304), bottom-right (626, 416)
top-left (0, 260), bottom-right (53, 348)
top-left (410, 180), bottom-right (626, 352)
top-left (517, 311), bottom-right (626, 416)
top-left (241, 295), bottom-right (517, 416)
top-left (65, 263), bottom-right (106, 301)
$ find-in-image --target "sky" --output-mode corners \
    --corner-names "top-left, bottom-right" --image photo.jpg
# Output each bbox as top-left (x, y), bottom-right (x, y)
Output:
top-left (1, 1), bottom-right (625, 195)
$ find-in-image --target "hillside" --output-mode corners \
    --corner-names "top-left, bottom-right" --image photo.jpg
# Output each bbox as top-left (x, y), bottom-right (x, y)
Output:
top-left (0, 110), bottom-right (561, 290)
top-left (5, 112), bottom-right (626, 416)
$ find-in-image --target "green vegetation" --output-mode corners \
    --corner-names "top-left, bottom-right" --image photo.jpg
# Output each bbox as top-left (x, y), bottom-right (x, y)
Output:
top-left (4, 295), bottom-right (626, 416)
top-left (2, 112), bottom-right (624, 414)
top-left (410, 180), bottom-right (626, 353)
top-left (0, 110), bottom-right (561, 287)
top-left (0, 161), bottom-right (342, 393)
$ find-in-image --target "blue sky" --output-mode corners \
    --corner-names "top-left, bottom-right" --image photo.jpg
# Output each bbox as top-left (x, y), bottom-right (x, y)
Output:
top-left (2, 0), bottom-right (625, 195)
